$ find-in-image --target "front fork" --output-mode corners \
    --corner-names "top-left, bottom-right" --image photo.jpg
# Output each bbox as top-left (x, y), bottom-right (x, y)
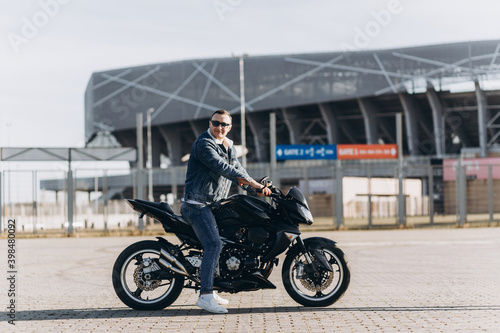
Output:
top-left (293, 236), bottom-right (316, 280)
top-left (294, 236), bottom-right (333, 277)
top-left (296, 236), bottom-right (315, 265)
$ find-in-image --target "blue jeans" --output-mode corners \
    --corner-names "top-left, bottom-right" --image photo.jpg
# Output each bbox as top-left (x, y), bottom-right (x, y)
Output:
top-left (181, 203), bottom-right (223, 294)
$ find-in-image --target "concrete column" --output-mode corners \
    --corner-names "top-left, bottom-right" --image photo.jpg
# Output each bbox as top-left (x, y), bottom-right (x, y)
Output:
top-left (150, 128), bottom-right (162, 167)
top-left (475, 80), bottom-right (488, 157)
top-left (158, 125), bottom-right (182, 166)
top-left (247, 112), bottom-right (270, 162)
top-left (426, 83), bottom-right (445, 157)
top-left (398, 92), bottom-right (419, 156)
top-left (318, 103), bottom-right (339, 144)
top-left (426, 82), bottom-right (445, 157)
top-left (357, 98), bottom-right (378, 144)
top-left (281, 107), bottom-right (302, 144)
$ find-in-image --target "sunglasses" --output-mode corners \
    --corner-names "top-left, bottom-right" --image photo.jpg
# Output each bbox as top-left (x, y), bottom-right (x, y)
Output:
top-left (210, 120), bottom-right (231, 128)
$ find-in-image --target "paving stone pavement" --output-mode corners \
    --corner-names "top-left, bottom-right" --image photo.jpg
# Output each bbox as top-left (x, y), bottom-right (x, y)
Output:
top-left (1, 227), bottom-right (499, 332)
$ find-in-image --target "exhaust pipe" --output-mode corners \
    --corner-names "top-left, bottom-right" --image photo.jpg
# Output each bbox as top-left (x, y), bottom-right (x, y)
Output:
top-left (159, 248), bottom-right (190, 276)
top-left (158, 258), bottom-right (187, 276)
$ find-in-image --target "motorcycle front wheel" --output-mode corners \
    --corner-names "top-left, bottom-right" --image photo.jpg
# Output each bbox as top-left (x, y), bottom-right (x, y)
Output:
top-left (282, 244), bottom-right (350, 307)
top-left (112, 240), bottom-right (185, 310)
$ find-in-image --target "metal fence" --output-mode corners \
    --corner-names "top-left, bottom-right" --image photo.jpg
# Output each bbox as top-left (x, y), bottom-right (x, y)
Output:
top-left (1, 159), bottom-right (500, 235)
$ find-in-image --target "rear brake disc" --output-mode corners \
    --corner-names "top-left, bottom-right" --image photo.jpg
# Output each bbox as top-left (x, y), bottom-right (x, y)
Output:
top-left (133, 264), bottom-right (161, 291)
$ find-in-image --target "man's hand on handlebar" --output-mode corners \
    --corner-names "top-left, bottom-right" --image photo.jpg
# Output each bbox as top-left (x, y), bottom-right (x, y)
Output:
top-left (256, 186), bottom-right (272, 197)
top-left (237, 177), bottom-right (272, 197)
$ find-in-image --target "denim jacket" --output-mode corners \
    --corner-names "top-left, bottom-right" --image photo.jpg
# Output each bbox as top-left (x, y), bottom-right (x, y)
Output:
top-left (183, 130), bottom-right (252, 204)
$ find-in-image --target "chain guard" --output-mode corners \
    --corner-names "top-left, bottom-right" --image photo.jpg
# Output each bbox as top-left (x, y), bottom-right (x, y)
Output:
top-left (133, 264), bottom-right (161, 291)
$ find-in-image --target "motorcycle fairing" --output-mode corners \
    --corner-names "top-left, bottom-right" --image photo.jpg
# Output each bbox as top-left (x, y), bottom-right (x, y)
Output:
top-left (262, 231), bottom-right (297, 263)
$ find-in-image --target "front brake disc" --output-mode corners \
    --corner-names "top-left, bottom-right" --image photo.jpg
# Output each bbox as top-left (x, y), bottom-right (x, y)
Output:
top-left (299, 265), bottom-right (334, 292)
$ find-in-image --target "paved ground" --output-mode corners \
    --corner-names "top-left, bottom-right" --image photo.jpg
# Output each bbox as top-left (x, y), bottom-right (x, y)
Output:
top-left (1, 227), bottom-right (499, 332)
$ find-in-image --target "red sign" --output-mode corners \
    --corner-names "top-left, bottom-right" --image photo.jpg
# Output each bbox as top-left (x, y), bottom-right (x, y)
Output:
top-left (443, 157), bottom-right (500, 181)
top-left (336, 144), bottom-right (398, 160)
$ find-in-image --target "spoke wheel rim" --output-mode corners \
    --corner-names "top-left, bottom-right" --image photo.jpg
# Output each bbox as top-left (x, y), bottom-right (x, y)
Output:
top-left (288, 248), bottom-right (344, 302)
top-left (120, 249), bottom-right (176, 304)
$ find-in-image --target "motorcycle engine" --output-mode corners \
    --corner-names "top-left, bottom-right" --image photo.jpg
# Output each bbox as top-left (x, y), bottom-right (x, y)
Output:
top-left (218, 247), bottom-right (259, 280)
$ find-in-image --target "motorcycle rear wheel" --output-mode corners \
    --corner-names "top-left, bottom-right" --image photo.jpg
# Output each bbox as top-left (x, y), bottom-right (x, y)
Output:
top-left (282, 245), bottom-right (350, 307)
top-left (112, 240), bottom-right (185, 310)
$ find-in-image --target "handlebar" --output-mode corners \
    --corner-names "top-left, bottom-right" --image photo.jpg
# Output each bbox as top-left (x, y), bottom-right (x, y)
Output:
top-left (241, 176), bottom-right (283, 199)
top-left (256, 185), bottom-right (282, 198)
top-left (242, 184), bottom-right (281, 198)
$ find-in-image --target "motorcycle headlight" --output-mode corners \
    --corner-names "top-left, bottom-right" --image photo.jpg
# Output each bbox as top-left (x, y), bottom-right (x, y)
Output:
top-left (299, 205), bottom-right (314, 224)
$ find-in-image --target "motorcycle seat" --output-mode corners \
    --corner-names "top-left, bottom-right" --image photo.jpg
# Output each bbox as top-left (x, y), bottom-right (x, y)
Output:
top-left (136, 200), bottom-right (174, 215)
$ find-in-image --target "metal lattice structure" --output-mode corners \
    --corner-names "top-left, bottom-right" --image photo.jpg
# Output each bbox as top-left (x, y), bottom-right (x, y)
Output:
top-left (85, 40), bottom-right (500, 165)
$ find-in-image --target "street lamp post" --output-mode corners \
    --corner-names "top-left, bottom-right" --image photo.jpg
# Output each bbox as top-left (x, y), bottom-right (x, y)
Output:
top-left (147, 108), bottom-right (154, 202)
top-left (236, 54), bottom-right (248, 168)
top-left (136, 113), bottom-right (144, 232)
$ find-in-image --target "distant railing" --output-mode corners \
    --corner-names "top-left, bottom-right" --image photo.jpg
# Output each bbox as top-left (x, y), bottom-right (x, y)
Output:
top-left (1, 159), bottom-right (500, 235)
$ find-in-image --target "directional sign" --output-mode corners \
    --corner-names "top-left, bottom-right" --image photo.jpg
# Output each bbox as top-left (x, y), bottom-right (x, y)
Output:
top-left (275, 144), bottom-right (398, 160)
top-left (276, 145), bottom-right (337, 160)
top-left (337, 144), bottom-right (397, 160)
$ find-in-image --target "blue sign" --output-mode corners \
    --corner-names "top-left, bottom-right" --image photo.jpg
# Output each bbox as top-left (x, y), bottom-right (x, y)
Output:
top-left (276, 145), bottom-right (337, 160)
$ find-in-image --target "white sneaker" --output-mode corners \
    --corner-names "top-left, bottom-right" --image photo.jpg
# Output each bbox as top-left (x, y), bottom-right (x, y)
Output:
top-left (196, 295), bottom-right (228, 314)
top-left (213, 292), bottom-right (229, 305)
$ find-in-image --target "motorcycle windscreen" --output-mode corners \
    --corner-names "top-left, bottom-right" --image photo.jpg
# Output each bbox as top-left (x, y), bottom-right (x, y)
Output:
top-left (286, 187), bottom-right (309, 209)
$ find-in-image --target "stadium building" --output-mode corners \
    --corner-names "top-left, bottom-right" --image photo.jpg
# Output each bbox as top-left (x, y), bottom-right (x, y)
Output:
top-left (37, 39), bottom-right (500, 225)
top-left (85, 40), bottom-right (500, 165)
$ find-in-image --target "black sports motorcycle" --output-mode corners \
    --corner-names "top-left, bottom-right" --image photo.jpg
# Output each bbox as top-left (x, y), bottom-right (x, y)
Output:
top-left (112, 177), bottom-right (350, 309)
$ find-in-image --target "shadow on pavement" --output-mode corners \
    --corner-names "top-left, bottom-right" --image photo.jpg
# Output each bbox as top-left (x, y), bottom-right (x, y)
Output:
top-left (5, 305), bottom-right (500, 321)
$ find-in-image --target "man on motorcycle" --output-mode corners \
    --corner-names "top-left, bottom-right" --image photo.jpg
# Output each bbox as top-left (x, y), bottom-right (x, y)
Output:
top-left (181, 109), bottom-right (272, 314)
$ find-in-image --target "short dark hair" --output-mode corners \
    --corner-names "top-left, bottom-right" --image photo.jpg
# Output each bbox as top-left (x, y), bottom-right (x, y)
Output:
top-left (211, 109), bottom-right (232, 121)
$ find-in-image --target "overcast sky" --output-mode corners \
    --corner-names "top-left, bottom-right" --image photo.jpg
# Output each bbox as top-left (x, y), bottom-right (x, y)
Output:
top-left (1, 0), bottom-right (500, 149)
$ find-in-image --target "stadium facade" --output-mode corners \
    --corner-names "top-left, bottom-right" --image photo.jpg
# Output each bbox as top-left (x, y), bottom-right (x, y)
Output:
top-left (31, 39), bottom-right (500, 227)
top-left (85, 40), bottom-right (500, 166)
